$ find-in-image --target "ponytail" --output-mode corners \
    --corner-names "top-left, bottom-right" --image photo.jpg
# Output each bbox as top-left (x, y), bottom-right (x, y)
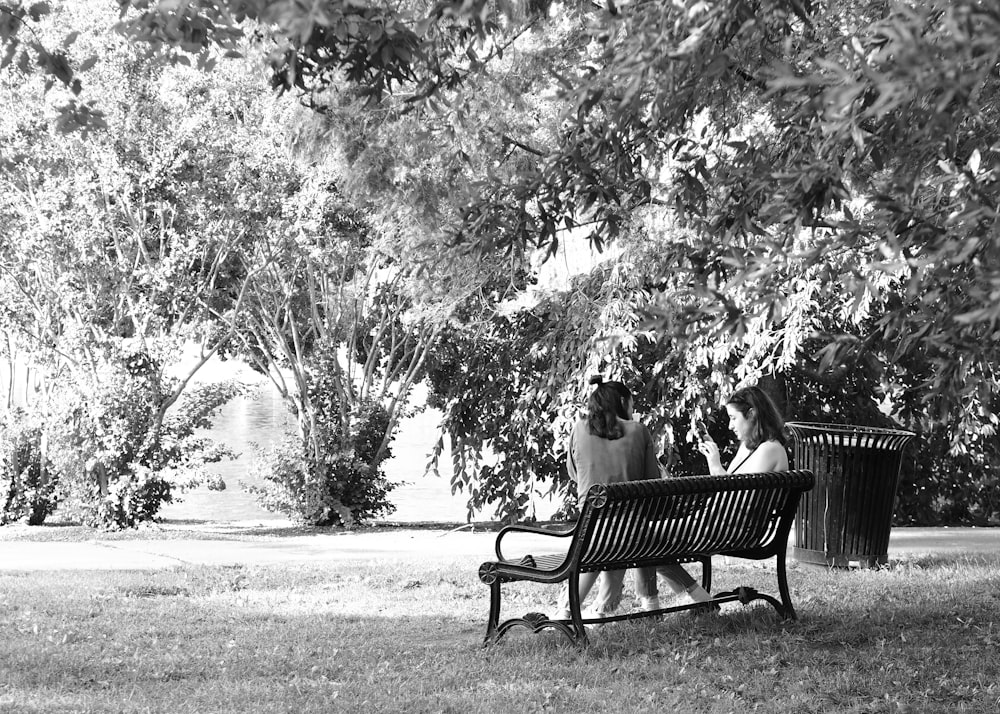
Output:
top-left (586, 375), bottom-right (632, 440)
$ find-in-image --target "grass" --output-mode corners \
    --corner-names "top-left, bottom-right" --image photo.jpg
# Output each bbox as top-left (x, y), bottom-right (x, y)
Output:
top-left (1, 538), bottom-right (999, 713)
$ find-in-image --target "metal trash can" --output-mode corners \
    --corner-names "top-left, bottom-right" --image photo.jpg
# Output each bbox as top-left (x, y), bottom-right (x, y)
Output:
top-left (786, 422), bottom-right (915, 568)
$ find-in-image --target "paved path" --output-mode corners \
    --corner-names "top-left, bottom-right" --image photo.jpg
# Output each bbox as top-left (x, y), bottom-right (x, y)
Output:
top-left (1, 526), bottom-right (998, 571)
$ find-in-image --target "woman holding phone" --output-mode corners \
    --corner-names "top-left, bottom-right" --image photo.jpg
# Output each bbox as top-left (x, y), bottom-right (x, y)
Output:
top-left (698, 385), bottom-right (789, 475)
top-left (635, 385), bottom-right (789, 612)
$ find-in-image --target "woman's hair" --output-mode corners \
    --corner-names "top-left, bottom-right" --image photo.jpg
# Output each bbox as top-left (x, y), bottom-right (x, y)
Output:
top-left (586, 375), bottom-right (632, 439)
top-left (726, 385), bottom-right (786, 449)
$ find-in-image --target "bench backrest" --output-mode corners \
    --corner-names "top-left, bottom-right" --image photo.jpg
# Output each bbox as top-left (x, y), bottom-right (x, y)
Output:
top-left (569, 470), bottom-right (814, 570)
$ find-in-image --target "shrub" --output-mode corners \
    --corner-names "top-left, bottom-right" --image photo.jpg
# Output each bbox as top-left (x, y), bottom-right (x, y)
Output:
top-left (247, 399), bottom-right (396, 527)
top-left (893, 426), bottom-right (1000, 526)
top-left (0, 411), bottom-right (57, 526)
top-left (781, 362), bottom-right (1000, 527)
top-left (41, 350), bottom-right (242, 529)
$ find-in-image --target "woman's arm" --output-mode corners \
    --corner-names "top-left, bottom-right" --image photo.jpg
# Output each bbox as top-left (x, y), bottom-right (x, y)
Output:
top-left (642, 426), bottom-right (661, 479)
top-left (567, 423), bottom-right (579, 482)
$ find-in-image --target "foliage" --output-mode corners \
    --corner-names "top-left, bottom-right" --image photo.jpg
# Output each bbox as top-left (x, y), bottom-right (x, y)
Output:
top-left (4, 0), bottom-right (540, 136)
top-left (624, 211), bottom-right (1000, 526)
top-left (426, 311), bottom-right (569, 523)
top-left (38, 349), bottom-right (240, 529)
top-left (0, 0), bottom-right (106, 135)
top-left (893, 427), bottom-right (1000, 527)
top-left (0, 0), bottom-right (293, 527)
top-left (226, 175), bottom-right (439, 525)
top-left (113, 0), bottom-right (540, 111)
top-left (245, 385), bottom-right (396, 526)
top-left (426, 237), bottom-right (689, 521)
top-left (8, 1), bottom-right (1000, 427)
top-left (2, 0), bottom-right (476, 528)
top-left (0, 409), bottom-right (56, 525)
top-left (209, 0), bottom-right (1000, 454)
top-left (427, 216), bottom-right (1000, 526)
top-left (7, 0), bottom-right (1000, 527)
top-left (450, 0), bottom-right (1000, 434)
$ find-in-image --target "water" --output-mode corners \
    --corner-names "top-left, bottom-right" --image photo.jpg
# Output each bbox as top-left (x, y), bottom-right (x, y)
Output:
top-left (158, 381), bottom-right (556, 524)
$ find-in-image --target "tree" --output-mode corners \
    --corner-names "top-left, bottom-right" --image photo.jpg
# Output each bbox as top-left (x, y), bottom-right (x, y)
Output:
top-left (3, 0), bottom-right (536, 527)
top-left (0, 0), bottom-right (107, 135)
top-left (0, 0), bottom-right (291, 526)
top-left (8, 0), bottom-right (1000, 524)
top-left (128, 0), bottom-right (1000, 525)
top-left (227, 175), bottom-right (445, 526)
top-left (450, 0), bottom-right (1000, 434)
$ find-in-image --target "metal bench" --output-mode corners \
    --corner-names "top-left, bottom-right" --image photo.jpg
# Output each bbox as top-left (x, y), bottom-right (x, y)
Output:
top-left (478, 470), bottom-right (815, 646)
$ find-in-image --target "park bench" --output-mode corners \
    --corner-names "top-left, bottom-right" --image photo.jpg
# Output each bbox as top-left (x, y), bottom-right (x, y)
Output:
top-left (478, 469), bottom-right (815, 646)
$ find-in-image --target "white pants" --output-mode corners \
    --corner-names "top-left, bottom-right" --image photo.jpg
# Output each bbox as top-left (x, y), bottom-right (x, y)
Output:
top-left (556, 569), bottom-right (625, 615)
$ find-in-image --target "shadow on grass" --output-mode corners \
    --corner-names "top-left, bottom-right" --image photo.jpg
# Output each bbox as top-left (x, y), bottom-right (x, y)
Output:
top-left (884, 552), bottom-right (1000, 569)
top-left (4, 557), bottom-right (999, 713)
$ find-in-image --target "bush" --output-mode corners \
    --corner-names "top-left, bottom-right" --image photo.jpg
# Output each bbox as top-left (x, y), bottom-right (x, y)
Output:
top-left (39, 350), bottom-right (242, 529)
top-left (780, 362), bottom-right (1000, 527)
top-left (893, 426), bottom-right (1000, 526)
top-left (247, 400), bottom-right (396, 527)
top-left (0, 411), bottom-right (57, 526)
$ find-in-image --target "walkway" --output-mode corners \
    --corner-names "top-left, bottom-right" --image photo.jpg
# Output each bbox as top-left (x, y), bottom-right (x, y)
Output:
top-left (1, 524), bottom-right (997, 571)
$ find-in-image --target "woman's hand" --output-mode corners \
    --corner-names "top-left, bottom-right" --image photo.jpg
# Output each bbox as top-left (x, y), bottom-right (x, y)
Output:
top-left (697, 439), bottom-right (719, 460)
top-left (697, 438), bottom-right (726, 474)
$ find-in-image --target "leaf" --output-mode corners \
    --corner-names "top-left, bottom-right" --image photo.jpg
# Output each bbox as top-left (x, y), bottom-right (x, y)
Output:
top-left (2, 41), bottom-right (20, 70)
top-left (27, 3), bottom-right (51, 22)
top-left (546, 67), bottom-right (574, 91)
top-left (966, 149), bottom-right (981, 176)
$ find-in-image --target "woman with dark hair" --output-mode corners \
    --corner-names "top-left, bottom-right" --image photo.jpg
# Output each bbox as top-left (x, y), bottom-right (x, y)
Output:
top-left (635, 385), bottom-right (789, 612)
top-left (699, 385), bottom-right (789, 475)
top-left (554, 375), bottom-right (660, 620)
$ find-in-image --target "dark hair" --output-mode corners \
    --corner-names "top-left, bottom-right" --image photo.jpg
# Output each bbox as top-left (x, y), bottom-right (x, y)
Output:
top-left (586, 375), bottom-right (632, 439)
top-left (726, 385), bottom-right (786, 449)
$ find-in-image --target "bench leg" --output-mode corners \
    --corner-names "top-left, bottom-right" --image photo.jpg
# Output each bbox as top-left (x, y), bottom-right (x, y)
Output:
top-left (699, 556), bottom-right (713, 594)
top-left (776, 555), bottom-right (797, 620)
top-left (483, 577), bottom-right (589, 647)
top-left (719, 557), bottom-right (797, 619)
top-left (564, 573), bottom-right (589, 647)
top-left (482, 580), bottom-right (503, 646)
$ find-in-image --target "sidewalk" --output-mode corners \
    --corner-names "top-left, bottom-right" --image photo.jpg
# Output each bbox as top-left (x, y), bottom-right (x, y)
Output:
top-left (1, 524), bottom-right (998, 571)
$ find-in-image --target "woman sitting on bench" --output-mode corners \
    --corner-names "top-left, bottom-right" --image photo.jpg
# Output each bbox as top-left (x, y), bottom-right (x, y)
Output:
top-left (554, 375), bottom-right (660, 620)
top-left (635, 385), bottom-right (790, 612)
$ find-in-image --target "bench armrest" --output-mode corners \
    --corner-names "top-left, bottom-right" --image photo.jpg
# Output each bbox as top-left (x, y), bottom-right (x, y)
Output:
top-left (495, 523), bottom-right (576, 561)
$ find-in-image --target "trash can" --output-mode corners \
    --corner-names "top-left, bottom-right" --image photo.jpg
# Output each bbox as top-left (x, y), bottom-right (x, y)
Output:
top-left (786, 422), bottom-right (915, 568)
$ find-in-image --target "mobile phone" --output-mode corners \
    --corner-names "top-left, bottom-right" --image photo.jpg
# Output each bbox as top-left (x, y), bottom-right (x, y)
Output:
top-left (695, 420), bottom-right (710, 439)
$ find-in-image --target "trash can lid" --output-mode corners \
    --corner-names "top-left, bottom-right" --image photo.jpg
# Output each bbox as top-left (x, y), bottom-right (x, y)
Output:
top-left (786, 421), bottom-right (915, 449)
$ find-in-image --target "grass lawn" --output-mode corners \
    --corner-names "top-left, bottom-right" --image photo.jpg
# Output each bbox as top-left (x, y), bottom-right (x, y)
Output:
top-left (1, 538), bottom-right (999, 713)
